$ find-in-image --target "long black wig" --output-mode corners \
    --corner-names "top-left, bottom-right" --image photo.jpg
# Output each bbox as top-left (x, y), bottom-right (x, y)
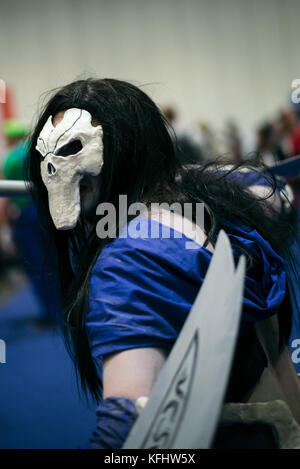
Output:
top-left (25, 78), bottom-right (294, 402)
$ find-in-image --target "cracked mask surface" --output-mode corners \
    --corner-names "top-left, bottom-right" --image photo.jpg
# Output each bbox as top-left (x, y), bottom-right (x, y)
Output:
top-left (36, 108), bottom-right (103, 230)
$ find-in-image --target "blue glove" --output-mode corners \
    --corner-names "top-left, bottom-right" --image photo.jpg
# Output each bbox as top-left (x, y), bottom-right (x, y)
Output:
top-left (88, 397), bottom-right (139, 449)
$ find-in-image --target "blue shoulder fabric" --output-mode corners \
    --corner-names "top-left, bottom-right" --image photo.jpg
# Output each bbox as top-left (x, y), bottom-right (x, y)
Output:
top-left (86, 216), bottom-right (286, 360)
top-left (227, 169), bottom-right (286, 191)
top-left (284, 235), bottom-right (300, 374)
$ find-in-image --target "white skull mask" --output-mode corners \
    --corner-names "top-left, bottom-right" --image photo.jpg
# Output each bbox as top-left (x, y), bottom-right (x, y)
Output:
top-left (36, 108), bottom-right (103, 230)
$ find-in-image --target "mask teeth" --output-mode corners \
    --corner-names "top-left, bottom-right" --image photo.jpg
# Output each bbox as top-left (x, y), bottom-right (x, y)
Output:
top-left (52, 211), bottom-right (80, 230)
top-left (48, 184), bottom-right (81, 231)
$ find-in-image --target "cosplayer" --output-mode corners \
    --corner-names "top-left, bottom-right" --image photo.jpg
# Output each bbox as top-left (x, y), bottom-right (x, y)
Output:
top-left (26, 79), bottom-right (300, 449)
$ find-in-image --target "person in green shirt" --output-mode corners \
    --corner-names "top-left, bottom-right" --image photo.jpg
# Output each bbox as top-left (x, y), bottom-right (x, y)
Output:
top-left (1, 121), bottom-right (59, 324)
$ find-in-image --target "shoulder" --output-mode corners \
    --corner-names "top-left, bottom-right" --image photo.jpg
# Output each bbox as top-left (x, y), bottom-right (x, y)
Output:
top-left (92, 208), bottom-right (213, 279)
top-left (87, 213), bottom-right (212, 359)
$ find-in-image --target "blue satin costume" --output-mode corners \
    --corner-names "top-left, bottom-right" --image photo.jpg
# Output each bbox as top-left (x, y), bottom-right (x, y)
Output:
top-left (85, 209), bottom-right (287, 449)
top-left (87, 217), bottom-right (286, 358)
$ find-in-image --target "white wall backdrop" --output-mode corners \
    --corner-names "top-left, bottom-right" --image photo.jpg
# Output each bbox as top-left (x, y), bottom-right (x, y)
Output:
top-left (1, 0), bottom-right (300, 132)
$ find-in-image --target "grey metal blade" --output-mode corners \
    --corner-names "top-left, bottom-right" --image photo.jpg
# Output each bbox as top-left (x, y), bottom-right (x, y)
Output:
top-left (123, 230), bottom-right (245, 449)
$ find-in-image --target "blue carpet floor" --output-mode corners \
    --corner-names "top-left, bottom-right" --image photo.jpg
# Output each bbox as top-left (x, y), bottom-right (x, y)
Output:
top-left (0, 283), bottom-right (96, 449)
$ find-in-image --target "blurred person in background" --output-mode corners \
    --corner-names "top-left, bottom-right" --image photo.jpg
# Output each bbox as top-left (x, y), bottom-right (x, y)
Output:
top-left (256, 122), bottom-right (287, 167)
top-left (222, 120), bottom-right (243, 164)
top-left (276, 110), bottom-right (300, 209)
top-left (197, 121), bottom-right (220, 161)
top-left (163, 105), bottom-right (203, 164)
top-left (0, 119), bottom-right (29, 288)
top-left (1, 119), bottom-right (59, 325)
top-left (277, 109), bottom-right (300, 157)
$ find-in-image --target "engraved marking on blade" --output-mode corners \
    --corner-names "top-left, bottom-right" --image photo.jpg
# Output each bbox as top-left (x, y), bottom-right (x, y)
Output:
top-left (141, 332), bottom-right (198, 449)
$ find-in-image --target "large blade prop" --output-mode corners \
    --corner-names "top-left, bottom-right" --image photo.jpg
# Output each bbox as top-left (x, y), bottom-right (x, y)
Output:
top-left (123, 230), bottom-right (245, 449)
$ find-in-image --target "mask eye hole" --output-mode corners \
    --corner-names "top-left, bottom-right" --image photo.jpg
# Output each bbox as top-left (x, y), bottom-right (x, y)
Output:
top-left (55, 139), bottom-right (83, 157)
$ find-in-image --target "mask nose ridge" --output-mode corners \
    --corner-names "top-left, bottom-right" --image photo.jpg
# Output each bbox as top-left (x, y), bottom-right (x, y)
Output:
top-left (47, 162), bottom-right (56, 175)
